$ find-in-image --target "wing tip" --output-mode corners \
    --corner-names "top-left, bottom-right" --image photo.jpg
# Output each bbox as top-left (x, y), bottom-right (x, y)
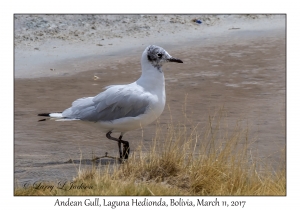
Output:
top-left (38, 113), bottom-right (51, 117)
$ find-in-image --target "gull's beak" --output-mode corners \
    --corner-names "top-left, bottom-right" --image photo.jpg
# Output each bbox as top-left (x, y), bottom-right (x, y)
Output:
top-left (168, 57), bottom-right (183, 63)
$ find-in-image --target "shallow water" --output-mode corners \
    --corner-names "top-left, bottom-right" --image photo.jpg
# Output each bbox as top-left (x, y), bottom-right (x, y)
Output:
top-left (14, 28), bottom-right (285, 186)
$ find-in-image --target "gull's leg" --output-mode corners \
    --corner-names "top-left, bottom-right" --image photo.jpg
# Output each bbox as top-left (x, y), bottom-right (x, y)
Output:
top-left (123, 141), bottom-right (130, 160)
top-left (106, 131), bottom-right (122, 158)
top-left (119, 135), bottom-right (130, 160)
top-left (106, 131), bottom-right (130, 159)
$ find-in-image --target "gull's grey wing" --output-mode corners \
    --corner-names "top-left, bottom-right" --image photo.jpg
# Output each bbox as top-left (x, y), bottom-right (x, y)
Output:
top-left (62, 85), bottom-right (151, 122)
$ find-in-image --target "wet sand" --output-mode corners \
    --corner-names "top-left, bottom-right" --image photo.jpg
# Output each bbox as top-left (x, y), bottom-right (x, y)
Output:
top-left (14, 17), bottom-right (285, 185)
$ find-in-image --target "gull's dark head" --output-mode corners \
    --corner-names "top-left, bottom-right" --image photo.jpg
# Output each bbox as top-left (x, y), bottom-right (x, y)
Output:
top-left (142, 45), bottom-right (183, 72)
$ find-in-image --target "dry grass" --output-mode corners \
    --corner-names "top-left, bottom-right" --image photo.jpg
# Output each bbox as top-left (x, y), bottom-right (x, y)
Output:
top-left (15, 108), bottom-right (286, 196)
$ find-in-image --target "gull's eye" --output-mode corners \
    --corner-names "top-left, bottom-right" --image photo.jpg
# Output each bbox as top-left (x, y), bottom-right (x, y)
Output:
top-left (157, 53), bottom-right (163, 58)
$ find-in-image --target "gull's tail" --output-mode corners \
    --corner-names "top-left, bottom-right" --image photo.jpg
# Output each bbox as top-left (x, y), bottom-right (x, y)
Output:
top-left (38, 112), bottom-right (63, 121)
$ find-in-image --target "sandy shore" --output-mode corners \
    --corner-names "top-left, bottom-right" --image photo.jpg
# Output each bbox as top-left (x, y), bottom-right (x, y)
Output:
top-left (15, 14), bottom-right (284, 78)
top-left (14, 15), bottom-right (286, 185)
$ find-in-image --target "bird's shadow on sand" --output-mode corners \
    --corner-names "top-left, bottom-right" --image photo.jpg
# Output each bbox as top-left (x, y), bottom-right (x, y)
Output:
top-left (32, 158), bottom-right (121, 168)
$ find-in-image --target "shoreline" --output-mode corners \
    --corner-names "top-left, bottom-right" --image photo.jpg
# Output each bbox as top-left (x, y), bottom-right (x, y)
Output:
top-left (15, 14), bottom-right (285, 79)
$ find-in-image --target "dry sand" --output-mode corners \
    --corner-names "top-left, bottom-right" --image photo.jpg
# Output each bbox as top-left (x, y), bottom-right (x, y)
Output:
top-left (14, 14), bottom-right (285, 185)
